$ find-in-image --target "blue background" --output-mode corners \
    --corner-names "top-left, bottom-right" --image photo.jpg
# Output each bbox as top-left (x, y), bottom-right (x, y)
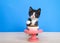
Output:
top-left (0, 0), bottom-right (60, 32)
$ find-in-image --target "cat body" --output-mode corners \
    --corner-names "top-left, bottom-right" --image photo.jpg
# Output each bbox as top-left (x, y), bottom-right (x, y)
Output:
top-left (26, 7), bottom-right (41, 27)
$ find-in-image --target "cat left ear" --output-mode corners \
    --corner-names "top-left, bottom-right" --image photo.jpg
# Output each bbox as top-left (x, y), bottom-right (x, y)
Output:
top-left (37, 8), bottom-right (41, 15)
top-left (37, 8), bottom-right (41, 13)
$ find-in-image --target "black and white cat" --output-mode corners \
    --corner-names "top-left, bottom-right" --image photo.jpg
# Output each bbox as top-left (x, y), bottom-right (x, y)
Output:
top-left (26, 7), bottom-right (41, 27)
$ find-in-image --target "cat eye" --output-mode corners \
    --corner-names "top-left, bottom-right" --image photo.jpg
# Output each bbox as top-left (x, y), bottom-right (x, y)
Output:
top-left (29, 11), bottom-right (33, 16)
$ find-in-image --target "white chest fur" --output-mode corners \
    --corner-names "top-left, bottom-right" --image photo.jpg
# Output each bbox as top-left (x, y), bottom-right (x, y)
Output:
top-left (31, 18), bottom-right (38, 25)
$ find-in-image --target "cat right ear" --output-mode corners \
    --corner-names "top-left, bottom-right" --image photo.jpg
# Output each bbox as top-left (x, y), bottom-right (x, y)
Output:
top-left (29, 6), bottom-right (33, 11)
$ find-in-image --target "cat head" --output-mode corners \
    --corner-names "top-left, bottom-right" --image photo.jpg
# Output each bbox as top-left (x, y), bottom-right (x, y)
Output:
top-left (29, 7), bottom-right (41, 19)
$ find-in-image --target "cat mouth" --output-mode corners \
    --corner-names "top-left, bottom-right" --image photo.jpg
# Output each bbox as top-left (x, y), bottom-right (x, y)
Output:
top-left (32, 16), bottom-right (35, 18)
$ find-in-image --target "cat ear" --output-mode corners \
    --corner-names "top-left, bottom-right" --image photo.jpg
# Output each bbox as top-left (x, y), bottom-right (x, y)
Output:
top-left (29, 6), bottom-right (33, 11)
top-left (37, 8), bottom-right (41, 14)
top-left (37, 8), bottom-right (41, 13)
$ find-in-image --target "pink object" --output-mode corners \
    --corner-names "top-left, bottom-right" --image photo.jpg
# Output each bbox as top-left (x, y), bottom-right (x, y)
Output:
top-left (24, 27), bottom-right (43, 42)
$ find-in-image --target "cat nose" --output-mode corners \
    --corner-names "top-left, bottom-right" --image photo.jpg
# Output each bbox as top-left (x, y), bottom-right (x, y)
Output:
top-left (32, 16), bottom-right (35, 18)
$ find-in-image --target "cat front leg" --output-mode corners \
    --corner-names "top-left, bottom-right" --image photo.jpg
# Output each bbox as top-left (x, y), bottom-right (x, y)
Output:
top-left (26, 20), bottom-right (31, 31)
top-left (26, 20), bottom-right (31, 26)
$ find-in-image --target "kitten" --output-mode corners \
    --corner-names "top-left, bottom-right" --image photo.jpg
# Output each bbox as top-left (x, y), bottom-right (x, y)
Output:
top-left (26, 7), bottom-right (41, 36)
top-left (26, 7), bottom-right (41, 27)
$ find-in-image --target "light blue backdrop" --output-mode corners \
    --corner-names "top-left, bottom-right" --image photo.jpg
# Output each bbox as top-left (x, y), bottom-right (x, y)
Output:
top-left (0, 0), bottom-right (60, 32)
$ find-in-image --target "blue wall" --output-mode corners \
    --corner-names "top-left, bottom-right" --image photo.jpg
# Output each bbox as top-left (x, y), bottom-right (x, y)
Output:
top-left (0, 0), bottom-right (60, 32)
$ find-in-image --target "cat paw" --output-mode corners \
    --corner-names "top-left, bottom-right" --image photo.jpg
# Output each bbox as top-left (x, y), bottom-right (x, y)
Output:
top-left (26, 21), bottom-right (30, 24)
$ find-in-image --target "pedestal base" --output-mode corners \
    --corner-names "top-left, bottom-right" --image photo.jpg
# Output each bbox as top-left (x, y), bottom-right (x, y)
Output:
top-left (24, 26), bottom-right (43, 42)
top-left (28, 37), bottom-right (39, 42)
